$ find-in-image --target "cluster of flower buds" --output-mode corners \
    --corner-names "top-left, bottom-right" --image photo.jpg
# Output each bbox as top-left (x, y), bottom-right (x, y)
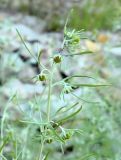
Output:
top-left (63, 83), bottom-right (73, 94)
top-left (64, 29), bottom-right (81, 47)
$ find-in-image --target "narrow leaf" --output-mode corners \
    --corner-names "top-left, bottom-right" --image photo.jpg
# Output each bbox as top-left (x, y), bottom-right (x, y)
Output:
top-left (0, 136), bottom-right (9, 153)
top-left (16, 29), bottom-right (37, 61)
top-left (49, 125), bottom-right (64, 143)
top-left (63, 50), bottom-right (93, 57)
top-left (55, 102), bottom-right (79, 115)
top-left (57, 106), bottom-right (82, 125)
top-left (38, 50), bottom-right (43, 65)
top-left (71, 83), bottom-right (111, 87)
top-left (63, 75), bottom-right (96, 82)
top-left (43, 152), bottom-right (49, 160)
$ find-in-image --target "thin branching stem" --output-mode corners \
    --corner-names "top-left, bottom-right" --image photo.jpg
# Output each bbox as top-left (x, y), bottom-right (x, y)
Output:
top-left (39, 140), bottom-right (44, 160)
top-left (0, 103), bottom-right (9, 156)
top-left (47, 64), bottom-right (54, 122)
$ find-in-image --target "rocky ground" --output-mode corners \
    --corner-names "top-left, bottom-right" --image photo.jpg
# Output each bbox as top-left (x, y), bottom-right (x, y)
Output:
top-left (0, 11), bottom-right (121, 101)
top-left (0, 10), bottom-right (121, 159)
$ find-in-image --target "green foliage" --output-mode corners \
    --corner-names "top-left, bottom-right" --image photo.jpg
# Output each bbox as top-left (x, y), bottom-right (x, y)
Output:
top-left (0, 20), bottom-right (109, 159)
top-left (19, 3), bottom-right (29, 13)
top-left (46, 14), bottom-right (63, 32)
top-left (40, 0), bottom-right (121, 31)
top-left (69, 0), bottom-right (120, 31)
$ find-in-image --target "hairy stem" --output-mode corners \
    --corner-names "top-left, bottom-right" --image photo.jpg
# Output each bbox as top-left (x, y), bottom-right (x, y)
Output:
top-left (39, 140), bottom-right (44, 160)
top-left (0, 103), bottom-right (9, 155)
top-left (47, 65), bottom-right (53, 122)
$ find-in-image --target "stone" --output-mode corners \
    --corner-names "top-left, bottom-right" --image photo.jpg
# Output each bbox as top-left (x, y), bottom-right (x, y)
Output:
top-left (1, 78), bottom-right (44, 99)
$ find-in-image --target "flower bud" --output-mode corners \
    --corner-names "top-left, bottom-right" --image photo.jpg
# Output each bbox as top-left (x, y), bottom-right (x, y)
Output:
top-left (62, 133), bottom-right (71, 140)
top-left (38, 74), bottom-right (46, 81)
top-left (73, 36), bottom-right (80, 44)
top-left (53, 55), bottom-right (62, 64)
top-left (46, 138), bottom-right (53, 144)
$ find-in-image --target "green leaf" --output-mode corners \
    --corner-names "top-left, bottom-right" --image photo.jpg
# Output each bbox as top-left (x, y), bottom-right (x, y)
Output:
top-left (49, 125), bottom-right (64, 143)
top-left (55, 102), bottom-right (79, 116)
top-left (0, 154), bottom-right (7, 160)
top-left (71, 93), bottom-right (99, 104)
top-left (16, 29), bottom-right (37, 61)
top-left (0, 135), bottom-right (10, 153)
top-left (57, 105), bottom-right (82, 125)
top-left (52, 75), bottom-right (97, 88)
top-left (20, 120), bottom-right (48, 125)
top-left (63, 74), bottom-right (96, 82)
top-left (80, 154), bottom-right (95, 160)
top-left (71, 83), bottom-right (111, 87)
top-left (63, 50), bottom-right (93, 57)
top-left (38, 50), bottom-right (43, 65)
top-left (43, 152), bottom-right (49, 160)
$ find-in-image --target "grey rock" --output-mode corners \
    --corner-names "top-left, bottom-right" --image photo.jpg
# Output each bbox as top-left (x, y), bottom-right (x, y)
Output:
top-left (2, 78), bottom-right (43, 99)
top-left (13, 24), bottom-right (40, 41)
top-left (110, 47), bottom-right (121, 57)
top-left (18, 65), bottom-right (36, 83)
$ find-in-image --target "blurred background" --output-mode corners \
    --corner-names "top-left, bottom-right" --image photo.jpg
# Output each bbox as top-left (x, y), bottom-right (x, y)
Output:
top-left (0, 0), bottom-right (121, 160)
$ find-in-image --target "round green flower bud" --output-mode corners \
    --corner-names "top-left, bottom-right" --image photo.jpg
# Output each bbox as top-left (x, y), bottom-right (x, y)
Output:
top-left (38, 74), bottom-right (46, 81)
top-left (46, 138), bottom-right (53, 144)
top-left (62, 133), bottom-right (71, 140)
top-left (73, 36), bottom-right (80, 44)
top-left (53, 55), bottom-right (62, 64)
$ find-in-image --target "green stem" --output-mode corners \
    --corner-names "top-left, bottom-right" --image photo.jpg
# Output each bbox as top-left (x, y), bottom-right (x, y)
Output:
top-left (47, 82), bottom-right (51, 122)
top-left (47, 77), bottom-right (52, 122)
top-left (0, 154), bottom-right (7, 160)
top-left (47, 64), bottom-right (54, 122)
top-left (0, 103), bottom-right (9, 155)
top-left (22, 125), bottom-right (30, 160)
top-left (61, 38), bottom-right (66, 49)
top-left (39, 140), bottom-right (44, 160)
